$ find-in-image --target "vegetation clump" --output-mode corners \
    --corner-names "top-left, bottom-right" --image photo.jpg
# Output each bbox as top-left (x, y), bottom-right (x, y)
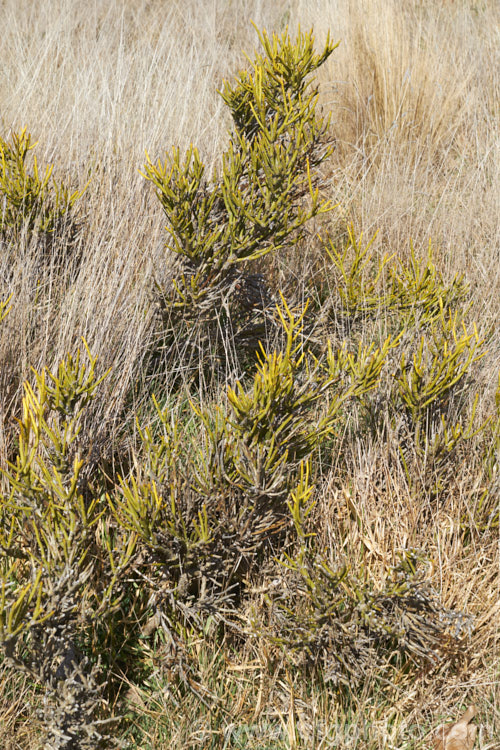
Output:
top-left (0, 127), bottom-right (84, 257)
top-left (0, 21), bottom-right (498, 749)
top-left (0, 344), bottom-right (133, 748)
top-left (142, 26), bottom-right (336, 380)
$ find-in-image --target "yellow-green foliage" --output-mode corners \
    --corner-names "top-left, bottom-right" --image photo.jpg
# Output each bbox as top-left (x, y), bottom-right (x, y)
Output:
top-left (219, 23), bottom-right (336, 142)
top-left (323, 226), bottom-right (469, 329)
top-left (111, 296), bottom-right (392, 645)
top-left (468, 373), bottom-right (500, 533)
top-left (226, 296), bottom-right (392, 468)
top-left (395, 313), bottom-right (485, 427)
top-left (142, 27), bottom-right (337, 372)
top-left (0, 296), bottom-right (11, 324)
top-left (0, 344), bottom-right (133, 749)
top-left (261, 539), bottom-right (469, 687)
top-left (1, 302), bottom-right (493, 742)
top-left (0, 127), bottom-right (84, 242)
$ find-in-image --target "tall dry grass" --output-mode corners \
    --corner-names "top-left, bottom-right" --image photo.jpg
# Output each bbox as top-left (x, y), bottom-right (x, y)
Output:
top-left (300, 0), bottom-right (499, 303)
top-left (0, 0), bottom-right (498, 747)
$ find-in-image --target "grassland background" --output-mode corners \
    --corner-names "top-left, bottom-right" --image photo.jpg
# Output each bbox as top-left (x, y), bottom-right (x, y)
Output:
top-left (0, 0), bottom-right (498, 747)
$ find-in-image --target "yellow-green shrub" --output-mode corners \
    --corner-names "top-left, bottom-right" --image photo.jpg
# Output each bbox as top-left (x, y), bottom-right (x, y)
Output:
top-left (0, 127), bottom-right (85, 246)
top-left (142, 27), bottom-right (337, 379)
top-left (322, 226), bottom-right (469, 333)
top-left (0, 344), bottom-right (134, 749)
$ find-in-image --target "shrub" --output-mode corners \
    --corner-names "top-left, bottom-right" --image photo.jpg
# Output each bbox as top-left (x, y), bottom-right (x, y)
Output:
top-left (142, 26), bottom-right (337, 381)
top-left (259, 539), bottom-right (470, 689)
top-left (321, 226), bottom-right (469, 336)
top-left (114, 296), bottom-right (391, 605)
top-left (0, 127), bottom-right (85, 252)
top-left (0, 344), bottom-right (134, 749)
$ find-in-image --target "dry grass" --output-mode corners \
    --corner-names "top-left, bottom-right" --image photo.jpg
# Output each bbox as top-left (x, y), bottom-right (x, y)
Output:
top-left (0, 0), bottom-right (498, 747)
top-left (308, 0), bottom-right (499, 305)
